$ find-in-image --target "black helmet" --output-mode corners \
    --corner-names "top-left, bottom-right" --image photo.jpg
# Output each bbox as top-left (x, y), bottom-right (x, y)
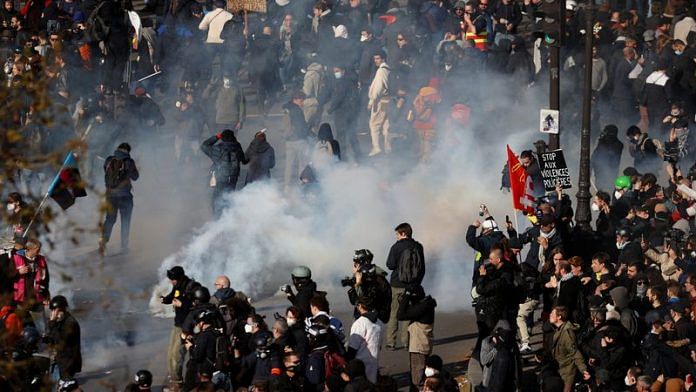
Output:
top-left (254, 331), bottom-right (273, 350)
top-left (192, 286), bottom-right (211, 304)
top-left (195, 309), bottom-right (217, 325)
top-left (49, 295), bottom-right (68, 310)
top-left (166, 266), bottom-right (185, 280)
top-left (135, 369), bottom-right (153, 387)
top-left (353, 249), bottom-right (374, 265)
top-left (616, 227), bottom-right (632, 239)
top-left (21, 326), bottom-right (40, 348)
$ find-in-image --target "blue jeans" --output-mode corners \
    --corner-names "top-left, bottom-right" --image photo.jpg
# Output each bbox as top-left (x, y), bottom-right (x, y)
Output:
top-left (102, 195), bottom-right (133, 249)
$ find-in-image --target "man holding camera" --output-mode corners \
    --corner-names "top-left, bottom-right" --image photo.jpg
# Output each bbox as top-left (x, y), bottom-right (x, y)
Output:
top-left (396, 284), bottom-right (436, 390)
top-left (345, 249), bottom-right (392, 324)
top-left (45, 295), bottom-right (82, 384)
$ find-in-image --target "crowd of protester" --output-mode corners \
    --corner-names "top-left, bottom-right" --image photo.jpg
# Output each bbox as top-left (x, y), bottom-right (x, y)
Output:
top-left (0, 0), bottom-right (695, 390)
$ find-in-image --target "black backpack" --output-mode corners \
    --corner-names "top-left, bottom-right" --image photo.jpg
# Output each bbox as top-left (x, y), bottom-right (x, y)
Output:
top-left (215, 147), bottom-right (240, 184)
top-left (397, 246), bottom-right (424, 284)
top-left (212, 332), bottom-right (232, 372)
top-left (104, 157), bottom-right (127, 189)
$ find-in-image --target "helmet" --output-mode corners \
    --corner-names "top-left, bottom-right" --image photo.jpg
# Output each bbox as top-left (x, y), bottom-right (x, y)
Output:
top-left (616, 227), bottom-right (632, 239)
top-left (192, 287), bottom-right (211, 304)
top-left (21, 326), bottom-right (40, 348)
top-left (615, 175), bottom-right (632, 190)
top-left (353, 249), bottom-right (374, 265)
top-left (49, 295), bottom-right (68, 310)
top-left (166, 266), bottom-right (185, 281)
top-left (306, 323), bottom-right (329, 345)
top-left (254, 331), bottom-right (273, 350)
top-left (566, 0), bottom-right (577, 11)
top-left (291, 266), bottom-right (312, 279)
top-left (195, 309), bottom-right (217, 324)
top-left (135, 370), bottom-right (153, 387)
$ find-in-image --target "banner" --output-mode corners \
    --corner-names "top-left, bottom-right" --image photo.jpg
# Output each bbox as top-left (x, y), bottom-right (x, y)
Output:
top-left (228, 0), bottom-right (267, 13)
top-left (507, 145), bottom-right (536, 214)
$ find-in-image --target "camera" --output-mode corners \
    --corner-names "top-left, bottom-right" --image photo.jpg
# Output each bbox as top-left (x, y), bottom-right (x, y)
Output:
top-left (279, 284), bottom-right (292, 294)
top-left (341, 277), bottom-right (356, 287)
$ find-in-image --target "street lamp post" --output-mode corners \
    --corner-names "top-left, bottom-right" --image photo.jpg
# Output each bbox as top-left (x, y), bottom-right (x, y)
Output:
top-left (575, 0), bottom-right (594, 231)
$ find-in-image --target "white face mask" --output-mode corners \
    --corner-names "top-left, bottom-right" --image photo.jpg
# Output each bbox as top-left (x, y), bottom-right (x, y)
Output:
top-left (287, 318), bottom-right (297, 327)
top-left (616, 241), bottom-right (627, 250)
top-left (606, 303), bottom-right (615, 312)
top-left (614, 190), bottom-right (623, 200)
top-left (334, 72), bottom-right (343, 79)
top-left (6, 203), bottom-right (14, 212)
top-left (360, 35), bottom-right (368, 42)
top-left (223, 78), bottom-right (231, 88)
top-left (424, 367), bottom-right (436, 377)
top-left (591, 202), bottom-right (600, 212)
top-left (193, 325), bottom-right (201, 334)
top-left (244, 324), bottom-right (253, 334)
top-left (444, 64), bottom-right (453, 71)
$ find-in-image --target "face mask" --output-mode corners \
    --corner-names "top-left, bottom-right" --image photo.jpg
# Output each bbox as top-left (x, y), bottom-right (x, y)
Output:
top-left (6, 203), bottom-right (14, 212)
top-left (671, 110), bottom-right (680, 116)
top-left (193, 325), bottom-right (201, 334)
top-left (360, 35), bottom-right (368, 42)
top-left (244, 324), bottom-right (253, 334)
top-left (616, 241), bottom-right (627, 250)
top-left (445, 64), bottom-right (453, 71)
top-left (287, 318), bottom-right (297, 327)
top-left (675, 50), bottom-right (683, 56)
top-left (591, 203), bottom-right (600, 212)
top-left (625, 376), bottom-right (636, 386)
top-left (614, 190), bottom-right (623, 200)
top-left (334, 72), bottom-right (343, 79)
top-left (286, 365), bottom-right (298, 373)
top-left (688, 206), bottom-right (696, 217)
top-left (223, 78), bottom-right (231, 88)
top-left (606, 303), bottom-right (615, 312)
top-left (424, 367), bottom-right (436, 377)
top-left (257, 351), bottom-right (268, 359)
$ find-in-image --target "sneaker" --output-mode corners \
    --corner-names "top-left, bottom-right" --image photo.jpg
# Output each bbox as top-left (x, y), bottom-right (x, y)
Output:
top-left (519, 343), bottom-right (534, 354)
top-left (368, 148), bottom-right (382, 157)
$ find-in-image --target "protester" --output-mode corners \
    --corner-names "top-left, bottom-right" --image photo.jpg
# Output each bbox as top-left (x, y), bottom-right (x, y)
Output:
top-left (100, 142), bottom-right (139, 255)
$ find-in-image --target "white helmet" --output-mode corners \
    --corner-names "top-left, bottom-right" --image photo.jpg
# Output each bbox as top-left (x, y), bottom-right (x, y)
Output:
top-left (566, 0), bottom-right (577, 11)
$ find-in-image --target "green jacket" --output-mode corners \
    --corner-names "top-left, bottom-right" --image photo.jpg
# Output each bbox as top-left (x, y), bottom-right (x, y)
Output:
top-left (552, 321), bottom-right (587, 382)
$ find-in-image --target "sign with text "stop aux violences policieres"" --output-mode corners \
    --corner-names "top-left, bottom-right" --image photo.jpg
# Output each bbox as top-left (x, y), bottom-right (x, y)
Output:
top-left (540, 150), bottom-right (572, 192)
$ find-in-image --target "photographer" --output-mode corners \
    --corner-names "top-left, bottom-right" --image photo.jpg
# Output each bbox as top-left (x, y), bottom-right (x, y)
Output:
top-left (281, 266), bottom-right (321, 318)
top-left (45, 295), bottom-right (81, 383)
top-left (466, 208), bottom-right (505, 286)
top-left (344, 249), bottom-right (392, 324)
top-left (396, 284), bottom-right (436, 391)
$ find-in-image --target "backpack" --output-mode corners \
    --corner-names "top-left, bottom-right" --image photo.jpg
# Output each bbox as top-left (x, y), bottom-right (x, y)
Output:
top-left (323, 350), bottom-right (346, 378)
top-left (85, 2), bottom-right (110, 43)
top-left (212, 332), bottom-right (232, 372)
top-left (215, 147), bottom-right (240, 184)
top-left (218, 304), bottom-right (236, 337)
top-left (104, 157), bottom-right (128, 189)
top-left (397, 246), bottom-right (424, 284)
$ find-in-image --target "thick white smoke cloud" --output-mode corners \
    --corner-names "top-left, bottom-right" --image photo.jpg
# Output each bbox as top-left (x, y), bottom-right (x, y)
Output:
top-left (149, 122), bottom-right (538, 314)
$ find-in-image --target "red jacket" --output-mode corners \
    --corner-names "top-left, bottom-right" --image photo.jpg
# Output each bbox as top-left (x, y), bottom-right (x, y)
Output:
top-left (0, 305), bottom-right (23, 347)
top-left (13, 253), bottom-right (49, 305)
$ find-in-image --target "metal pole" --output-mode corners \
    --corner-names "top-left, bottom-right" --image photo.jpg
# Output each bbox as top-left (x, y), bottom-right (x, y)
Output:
top-left (575, 1), bottom-right (594, 231)
top-left (549, 44), bottom-right (560, 150)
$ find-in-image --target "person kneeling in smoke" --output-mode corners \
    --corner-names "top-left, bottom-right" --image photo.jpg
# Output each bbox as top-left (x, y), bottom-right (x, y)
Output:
top-left (344, 249), bottom-right (392, 325)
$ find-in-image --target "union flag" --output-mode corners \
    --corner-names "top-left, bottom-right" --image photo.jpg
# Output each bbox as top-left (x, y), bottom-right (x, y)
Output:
top-left (506, 145), bottom-right (536, 214)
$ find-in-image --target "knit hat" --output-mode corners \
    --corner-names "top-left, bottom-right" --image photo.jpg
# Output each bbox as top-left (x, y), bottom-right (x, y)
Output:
top-left (166, 266), bottom-right (185, 280)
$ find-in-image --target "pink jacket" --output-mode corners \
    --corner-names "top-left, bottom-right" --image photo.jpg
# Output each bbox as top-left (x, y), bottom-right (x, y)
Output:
top-left (13, 254), bottom-right (49, 304)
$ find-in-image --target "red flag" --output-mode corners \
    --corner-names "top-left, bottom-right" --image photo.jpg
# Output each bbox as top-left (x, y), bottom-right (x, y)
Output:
top-left (507, 145), bottom-right (536, 214)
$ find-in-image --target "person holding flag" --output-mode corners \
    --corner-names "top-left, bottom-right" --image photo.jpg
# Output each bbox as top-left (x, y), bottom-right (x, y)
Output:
top-left (99, 143), bottom-right (139, 256)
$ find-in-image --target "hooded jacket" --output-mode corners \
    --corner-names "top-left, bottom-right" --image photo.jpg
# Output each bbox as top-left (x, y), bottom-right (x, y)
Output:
top-left (162, 275), bottom-right (201, 327)
top-left (104, 149), bottom-right (139, 197)
top-left (201, 135), bottom-right (248, 186)
top-left (244, 137), bottom-right (275, 185)
top-left (552, 321), bottom-right (587, 382)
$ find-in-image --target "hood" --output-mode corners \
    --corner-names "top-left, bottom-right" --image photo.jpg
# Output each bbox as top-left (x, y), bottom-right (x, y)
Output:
top-left (214, 287), bottom-right (236, 302)
top-left (317, 123), bottom-right (334, 141)
top-left (113, 149), bottom-right (131, 160)
top-left (363, 310), bottom-right (379, 323)
top-left (249, 138), bottom-right (271, 154)
top-left (609, 286), bottom-right (629, 309)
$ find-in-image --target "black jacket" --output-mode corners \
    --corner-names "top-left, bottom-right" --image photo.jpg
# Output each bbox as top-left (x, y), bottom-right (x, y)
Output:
top-left (465, 226), bottom-right (505, 283)
top-left (283, 101), bottom-right (309, 141)
top-left (190, 328), bottom-right (217, 371)
top-left (47, 311), bottom-right (82, 378)
top-left (396, 294), bottom-right (436, 325)
top-left (244, 138), bottom-right (275, 185)
top-left (386, 238), bottom-right (425, 288)
top-left (475, 263), bottom-right (514, 328)
top-left (289, 280), bottom-right (318, 317)
top-left (517, 226), bottom-right (564, 271)
top-left (162, 276), bottom-right (201, 327)
top-left (201, 135), bottom-right (248, 185)
top-left (348, 271), bottom-right (392, 323)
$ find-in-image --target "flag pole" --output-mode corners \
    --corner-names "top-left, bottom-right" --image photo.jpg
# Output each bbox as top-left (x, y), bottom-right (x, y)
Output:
top-left (21, 120), bottom-right (95, 238)
top-left (513, 210), bottom-right (519, 233)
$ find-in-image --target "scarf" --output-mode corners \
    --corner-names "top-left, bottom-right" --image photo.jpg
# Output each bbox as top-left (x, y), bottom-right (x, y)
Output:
top-left (538, 227), bottom-right (557, 270)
